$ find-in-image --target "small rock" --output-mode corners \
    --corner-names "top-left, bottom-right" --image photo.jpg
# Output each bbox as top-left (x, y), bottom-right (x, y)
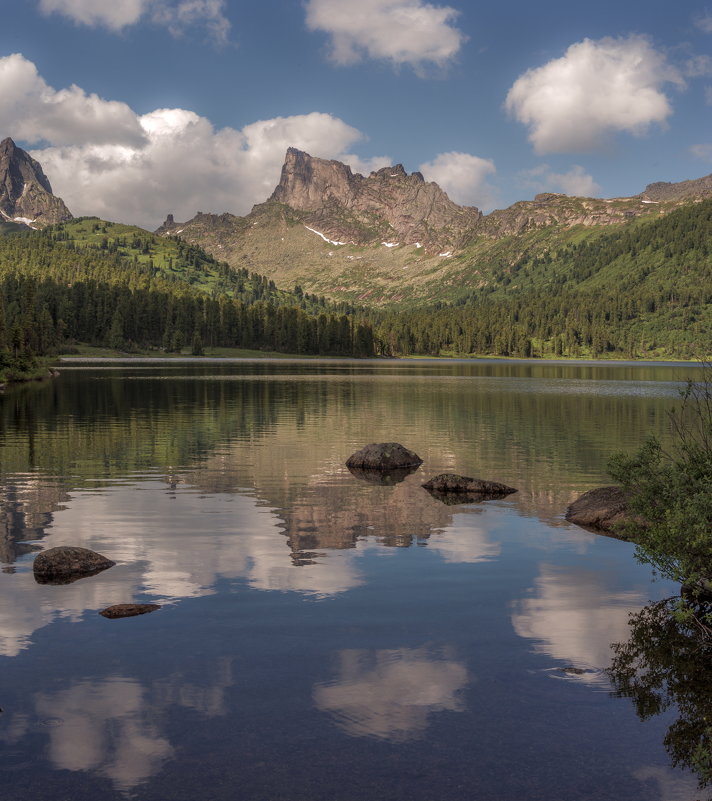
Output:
top-left (346, 443), bottom-right (423, 471)
top-left (565, 486), bottom-right (630, 534)
top-left (33, 546), bottom-right (115, 583)
top-left (99, 604), bottom-right (161, 619)
top-left (422, 473), bottom-right (517, 497)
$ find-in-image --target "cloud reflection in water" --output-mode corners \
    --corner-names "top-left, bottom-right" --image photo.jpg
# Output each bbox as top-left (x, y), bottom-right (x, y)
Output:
top-left (314, 647), bottom-right (469, 742)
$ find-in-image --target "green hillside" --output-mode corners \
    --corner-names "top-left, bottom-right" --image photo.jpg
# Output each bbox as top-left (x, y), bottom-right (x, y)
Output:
top-left (50, 217), bottom-right (334, 312)
top-left (373, 200), bottom-right (712, 360)
top-left (0, 225), bottom-right (376, 381)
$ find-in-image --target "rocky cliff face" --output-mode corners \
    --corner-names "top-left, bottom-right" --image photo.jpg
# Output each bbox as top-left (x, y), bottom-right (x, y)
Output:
top-left (0, 138), bottom-right (72, 228)
top-left (269, 147), bottom-right (482, 251)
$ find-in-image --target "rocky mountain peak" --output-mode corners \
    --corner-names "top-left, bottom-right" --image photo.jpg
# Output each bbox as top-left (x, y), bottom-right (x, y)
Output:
top-left (268, 148), bottom-right (481, 250)
top-left (0, 137), bottom-right (72, 228)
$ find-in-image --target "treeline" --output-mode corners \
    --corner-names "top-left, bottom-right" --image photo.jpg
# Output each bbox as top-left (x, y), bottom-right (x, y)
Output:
top-left (373, 199), bottom-right (712, 359)
top-left (49, 218), bottom-right (349, 315)
top-left (0, 231), bottom-right (376, 375)
top-left (373, 286), bottom-right (710, 359)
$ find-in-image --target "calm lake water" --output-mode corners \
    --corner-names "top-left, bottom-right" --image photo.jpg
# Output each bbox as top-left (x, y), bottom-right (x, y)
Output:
top-left (0, 358), bottom-right (706, 800)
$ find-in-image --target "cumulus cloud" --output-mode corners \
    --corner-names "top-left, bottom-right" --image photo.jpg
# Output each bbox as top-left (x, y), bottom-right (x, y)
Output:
top-left (38, 0), bottom-right (231, 43)
top-left (419, 151), bottom-right (497, 209)
top-left (0, 55), bottom-right (389, 227)
top-left (505, 36), bottom-right (682, 154)
top-left (519, 164), bottom-right (601, 197)
top-left (305, 0), bottom-right (465, 71)
top-left (0, 53), bottom-right (145, 146)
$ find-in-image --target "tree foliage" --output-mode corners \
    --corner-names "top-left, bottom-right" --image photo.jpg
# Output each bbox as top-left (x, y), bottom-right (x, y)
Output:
top-left (608, 369), bottom-right (712, 596)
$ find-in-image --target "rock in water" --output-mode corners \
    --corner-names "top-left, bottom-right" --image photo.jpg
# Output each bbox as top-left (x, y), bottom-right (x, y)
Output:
top-left (346, 443), bottom-right (423, 471)
top-left (422, 473), bottom-right (517, 498)
top-left (565, 486), bottom-right (630, 534)
top-left (99, 604), bottom-right (161, 619)
top-left (33, 546), bottom-right (115, 582)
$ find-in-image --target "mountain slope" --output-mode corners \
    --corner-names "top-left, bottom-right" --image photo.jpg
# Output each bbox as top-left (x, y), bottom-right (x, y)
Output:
top-left (0, 138), bottom-right (72, 229)
top-left (157, 148), bottom-right (709, 306)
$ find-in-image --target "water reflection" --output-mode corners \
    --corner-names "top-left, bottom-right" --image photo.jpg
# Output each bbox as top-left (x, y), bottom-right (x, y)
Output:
top-left (511, 563), bottom-right (647, 681)
top-left (609, 598), bottom-right (712, 796)
top-left (2, 657), bottom-right (235, 793)
top-left (313, 647), bottom-right (468, 742)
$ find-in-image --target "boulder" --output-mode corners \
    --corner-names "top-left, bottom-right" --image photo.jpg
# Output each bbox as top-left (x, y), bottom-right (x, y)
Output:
top-left (99, 604), bottom-right (161, 619)
top-left (346, 443), bottom-right (423, 471)
top-left (422, 473), bottom-right (517, 497)
top-left (565, 486), bottom-right (630, 534)
top-left (33, 546), bottom-right (115, 583)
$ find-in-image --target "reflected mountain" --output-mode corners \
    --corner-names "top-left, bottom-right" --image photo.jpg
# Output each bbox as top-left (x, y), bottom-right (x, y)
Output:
top-left (511, 563), bottom-right (648, 681)
top-left (609, 598), bottom-right (712, 796)
top-left (313, 646), bottom-right (468, 742)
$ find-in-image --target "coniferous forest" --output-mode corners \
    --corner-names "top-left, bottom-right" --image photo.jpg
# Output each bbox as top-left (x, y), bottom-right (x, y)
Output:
top-left (0, 198), bottom-right (711, 380)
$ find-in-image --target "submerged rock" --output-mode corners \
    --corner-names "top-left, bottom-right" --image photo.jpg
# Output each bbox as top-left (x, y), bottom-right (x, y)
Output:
top-left (565, 486), bottom-right (630, 534)
top-left (422, 473), bottom-right (517, 498)
top-left (33, 546), bottom-right (115, 583)
top-left (99, 604), bottom-right (161, 619)
top-left (345, 443), bottom-right (423, 471)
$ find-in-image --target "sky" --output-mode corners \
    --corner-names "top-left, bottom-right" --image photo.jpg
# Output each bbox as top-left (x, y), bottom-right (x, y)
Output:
top-left (1, 0), bottom-right (711, 228)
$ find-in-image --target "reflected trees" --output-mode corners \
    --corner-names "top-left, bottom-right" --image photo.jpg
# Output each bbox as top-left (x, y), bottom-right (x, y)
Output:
top-left (608, 597), bottom-right (712, 795)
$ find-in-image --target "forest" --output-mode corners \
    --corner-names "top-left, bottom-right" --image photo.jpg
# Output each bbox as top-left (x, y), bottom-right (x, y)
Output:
top-left (0, 197), bottom-right (710, 379)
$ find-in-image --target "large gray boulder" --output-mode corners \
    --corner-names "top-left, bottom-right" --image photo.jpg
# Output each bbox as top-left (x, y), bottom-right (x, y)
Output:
top-left (33, 546), bottom-right (115, 583)
top-left (422, 473), bottom-right (517, 500)
top-left (565, 486), bottom-right (630, 534)
top-left (346, 443), bottom-right (423, 471)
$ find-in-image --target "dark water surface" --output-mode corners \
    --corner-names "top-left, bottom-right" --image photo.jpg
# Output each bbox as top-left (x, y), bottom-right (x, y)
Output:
top-left (0, 359), bottom-right (705, 800)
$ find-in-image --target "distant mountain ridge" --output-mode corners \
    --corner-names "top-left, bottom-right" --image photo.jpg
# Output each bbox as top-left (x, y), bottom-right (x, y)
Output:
top-left (0, 138), bottom-right (72, 229)
top-left (155, 148), bottom-right (712, 305)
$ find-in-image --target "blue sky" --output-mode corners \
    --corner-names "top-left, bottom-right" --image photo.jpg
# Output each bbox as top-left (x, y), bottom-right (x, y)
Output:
top-left (1, 0), bottom-right (711, 227)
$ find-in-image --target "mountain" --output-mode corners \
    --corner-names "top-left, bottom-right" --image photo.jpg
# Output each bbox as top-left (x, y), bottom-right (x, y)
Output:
top-left (268, 146), bottom-right (482, 250)
top-left (0, 138), bottom-right (73, 229)
top-left (157, 148), bottom-right (712, 306)
top-left (641, 173), bottom-right (712, 202)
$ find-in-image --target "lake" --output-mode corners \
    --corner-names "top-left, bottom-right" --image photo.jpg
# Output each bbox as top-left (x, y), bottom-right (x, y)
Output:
top-left (0, 358), bottom-right (706, 800)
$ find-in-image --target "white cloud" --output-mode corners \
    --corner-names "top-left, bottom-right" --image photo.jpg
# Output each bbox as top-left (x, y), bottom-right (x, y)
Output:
top-left (0, 53), bottom-right (145, 146)
top-left (505, 36), bottom-right (682, 154)
top-left (305, 0), bottom-right (465, 72)
top-left (38, 0), bottom-right (230, 42)
top-left (689, 143), bottom-right (712, 162)
top-left (0, 55), bottom-right (391, 227)
top-left (695, 13), bottom-right (712, 33)
top-left (150, 0), bottom-right (230, 44)
top-left (39, 0), bottom-right (146, 29)
top-left (419, 151), bottom-right (497, 209)
top-left (519, 164), bottom-right (602, 197)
